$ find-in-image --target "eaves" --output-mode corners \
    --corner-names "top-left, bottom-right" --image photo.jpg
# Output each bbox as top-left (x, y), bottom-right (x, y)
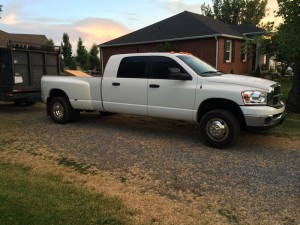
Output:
top-left (99, 34), bottom-right (246, 48)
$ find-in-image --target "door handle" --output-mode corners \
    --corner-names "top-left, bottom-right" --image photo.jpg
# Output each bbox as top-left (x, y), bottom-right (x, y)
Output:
top-left (149, 84), bottom-right (160, 88)
top-left (112, 82), bottom-right (120, 86)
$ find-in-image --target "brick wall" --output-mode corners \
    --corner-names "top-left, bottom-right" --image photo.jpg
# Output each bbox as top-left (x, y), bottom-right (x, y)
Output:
top-left (101, 45), bottom-right (138, 73)
top-left (100, 38), bottom-right (252, 75)
top-left (100, 38), bottom-right (217, 72)
top-left (217, 38), bottom-right (252, 75)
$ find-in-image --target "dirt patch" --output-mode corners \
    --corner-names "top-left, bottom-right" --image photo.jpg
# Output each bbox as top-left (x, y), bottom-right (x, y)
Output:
top-left (1, 103), bottom-right (299, 224)
top-left (239, 132), bottom-right (300, 150)
top-left (0, 147), bottom-right (229, 225)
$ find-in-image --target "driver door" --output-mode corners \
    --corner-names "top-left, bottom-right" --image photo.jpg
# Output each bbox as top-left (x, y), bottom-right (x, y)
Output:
top-left (147, 56), bottom-right (197, 121)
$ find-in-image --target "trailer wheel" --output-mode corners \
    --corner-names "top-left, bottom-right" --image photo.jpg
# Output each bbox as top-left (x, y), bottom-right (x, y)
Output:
top-left (49, 97), bottom-right (72, 124)
top-left (199, 109), bottom-right (240, 148)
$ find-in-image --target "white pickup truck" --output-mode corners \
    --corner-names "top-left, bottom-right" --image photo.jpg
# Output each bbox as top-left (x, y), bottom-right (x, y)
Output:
top-left (41, 52), bottom-right (285, 148)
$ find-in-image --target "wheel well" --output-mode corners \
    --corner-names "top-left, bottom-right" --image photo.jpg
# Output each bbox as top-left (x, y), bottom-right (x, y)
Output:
top-left (197, 98), bottom-right (246, 130)
top-left (49, 89), bottom-right (68, 99)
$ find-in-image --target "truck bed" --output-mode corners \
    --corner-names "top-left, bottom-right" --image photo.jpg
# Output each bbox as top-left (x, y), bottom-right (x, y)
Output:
top-left (41, 75), bottom-right (104, 111)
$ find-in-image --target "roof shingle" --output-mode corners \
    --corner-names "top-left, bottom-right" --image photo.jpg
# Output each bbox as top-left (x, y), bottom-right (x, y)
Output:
top-left (0, 30), bottom-right (48, 47)
top-left (100, 11), bottom-right (255, 47)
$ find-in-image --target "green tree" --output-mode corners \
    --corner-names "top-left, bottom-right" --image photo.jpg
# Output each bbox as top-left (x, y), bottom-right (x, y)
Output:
top-left (201, 0), bottom-right (267, 26)
top-left (274, 0), bottom-right (300, 113)
top-left (45, 39), bottom-right (54, 46)
top-left (200, 3), bottom-right (214, 17)
top-left (156, 42), bottom-right (175, 52)
top-left (61, 33), bottom-right (73, 68)
top-left (241, 0), bottom-right (268, 25)
top-left (69, 57), bottom-right (77, 70)
top-left (76, 38), bottom-right (90, 70)
top-left (89, 44), bottom-right (100, 70)
top-left (0, 4), bottom-right (2, 18)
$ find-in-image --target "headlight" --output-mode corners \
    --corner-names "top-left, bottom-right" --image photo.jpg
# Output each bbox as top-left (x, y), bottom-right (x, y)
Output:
top-left (242, 90), bottom-right (267, 105)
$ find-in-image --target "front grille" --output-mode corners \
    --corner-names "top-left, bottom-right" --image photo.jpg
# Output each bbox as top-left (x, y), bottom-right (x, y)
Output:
top-left (267, 84), bottom-right (282, 108)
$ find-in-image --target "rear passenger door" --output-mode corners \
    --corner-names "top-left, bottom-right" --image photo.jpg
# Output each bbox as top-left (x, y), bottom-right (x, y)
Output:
top-left (147, 56), bottom-right (197, 121)
top-left (103, 56), bottom-right (149, 116)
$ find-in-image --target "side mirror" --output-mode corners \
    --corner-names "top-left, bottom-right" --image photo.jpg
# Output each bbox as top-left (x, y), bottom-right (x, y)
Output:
top-left (168, 68), bottom-right (191, 80)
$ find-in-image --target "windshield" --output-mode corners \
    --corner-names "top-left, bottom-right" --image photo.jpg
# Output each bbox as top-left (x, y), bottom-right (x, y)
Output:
top-left (177, 55), bottom-right (222, 76)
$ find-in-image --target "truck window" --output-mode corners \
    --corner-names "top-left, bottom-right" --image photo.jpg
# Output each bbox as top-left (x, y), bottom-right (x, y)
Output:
top-left (177, 55), bottom-right (219, 76)
top-left (117, 56), bottom-right (148, 78)
top-left (150, 56), bottom-right (188, 79)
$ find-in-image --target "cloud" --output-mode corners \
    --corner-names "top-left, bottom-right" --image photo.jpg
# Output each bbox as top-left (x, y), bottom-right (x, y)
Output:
top-left (74, 18), bottom-right (129, 44)
top-left (2, 13), bottom-right (17, 25)
top-left (0, 17), bottom-right (131, 51)
top-left (162, 0), bottom-right (202, 14)
top-left (261, 0), bottom-right (282, 26)
top-left (0, 0), bottom-right (131, 51)
top-left (122, 12), bottom-right (139, 21)
top-left (1, 2), bottom-right (23, 25)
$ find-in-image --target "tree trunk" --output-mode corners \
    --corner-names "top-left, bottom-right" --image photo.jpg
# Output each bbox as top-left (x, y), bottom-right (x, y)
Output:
top-left (286, 57), bottom-right (300, 113)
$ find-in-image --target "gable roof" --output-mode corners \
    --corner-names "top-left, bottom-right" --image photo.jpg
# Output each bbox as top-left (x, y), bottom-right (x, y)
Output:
top-left (0, 30), bottom-right (48, 47)
top-left (100, 11), bottom-right (254, 47)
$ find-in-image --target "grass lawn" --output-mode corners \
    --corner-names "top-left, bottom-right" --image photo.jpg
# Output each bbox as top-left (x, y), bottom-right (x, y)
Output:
top-left (276, 76), bottom-right (293, 102)
top-left (268, 113), bottom-right (300, 138)
top-left (0, 161), bottom-right (133, 225)
top-left (263, 76), bottom-right (300, 137)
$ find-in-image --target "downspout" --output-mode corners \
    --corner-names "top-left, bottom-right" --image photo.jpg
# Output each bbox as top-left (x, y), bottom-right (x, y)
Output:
top-left (215, 36), bottom-right (218, 69)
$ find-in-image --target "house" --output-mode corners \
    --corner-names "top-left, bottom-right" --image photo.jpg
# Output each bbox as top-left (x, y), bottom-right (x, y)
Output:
top-left (99, 11), bottom-right (267, 75)
top-left (0, 30), bottom-right (48, 47)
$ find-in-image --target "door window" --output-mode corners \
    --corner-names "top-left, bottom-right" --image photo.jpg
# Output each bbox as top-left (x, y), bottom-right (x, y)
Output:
top-left (117, 56), bottom-right (148, 78)
top-left (150, 56), bottom-right (188, 79)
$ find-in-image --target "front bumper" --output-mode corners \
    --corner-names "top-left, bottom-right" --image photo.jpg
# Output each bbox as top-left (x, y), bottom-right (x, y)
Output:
top-left (240, 103), bottom-right (285, 128)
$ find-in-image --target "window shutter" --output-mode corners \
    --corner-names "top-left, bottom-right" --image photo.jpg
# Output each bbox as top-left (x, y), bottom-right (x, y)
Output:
top-left (224, 39), bottom-right (227, 63)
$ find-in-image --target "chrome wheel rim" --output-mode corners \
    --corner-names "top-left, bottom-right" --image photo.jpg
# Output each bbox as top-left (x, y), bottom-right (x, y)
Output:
top-left (52, 102), bottom-right (64, 120)
top-left (206, 118), bottom-right (229, 142)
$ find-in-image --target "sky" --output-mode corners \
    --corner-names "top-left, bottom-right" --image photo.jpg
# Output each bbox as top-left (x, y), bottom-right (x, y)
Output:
top-left (0, 0), bottom-right (281, 51)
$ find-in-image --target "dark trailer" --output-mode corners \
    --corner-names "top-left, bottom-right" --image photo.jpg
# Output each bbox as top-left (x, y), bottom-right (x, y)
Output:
top-left (0, 41), bottom-right (60, 104)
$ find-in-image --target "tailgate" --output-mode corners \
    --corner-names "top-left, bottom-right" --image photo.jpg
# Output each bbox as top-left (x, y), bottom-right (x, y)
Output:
top-left (12, 50), bottom-right (60, 92)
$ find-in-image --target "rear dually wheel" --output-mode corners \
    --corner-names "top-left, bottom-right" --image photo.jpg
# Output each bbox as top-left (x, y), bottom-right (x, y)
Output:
top-left (49, 97), bottom-right (74, 124)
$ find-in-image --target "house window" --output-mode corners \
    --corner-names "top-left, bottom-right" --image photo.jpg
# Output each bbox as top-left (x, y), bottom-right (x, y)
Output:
top-left (225, 40), bottom-right (232, 63)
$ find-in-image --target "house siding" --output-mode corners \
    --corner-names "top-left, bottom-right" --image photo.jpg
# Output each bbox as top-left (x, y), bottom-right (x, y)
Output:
top-left (217, 38), bottom-right (252, 75)
top-left (100, 38), bottom-right (253, 75)
top-left (101, 38), bottom-right (217, 73)
top-left (101, 45), bottom-right (137, 73)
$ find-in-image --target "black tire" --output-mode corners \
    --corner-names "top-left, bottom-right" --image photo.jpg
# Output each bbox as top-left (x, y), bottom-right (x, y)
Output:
top-left (49, 97), bottom-right (73, 124)
top-left (199, 109), bottom-right (240, 148)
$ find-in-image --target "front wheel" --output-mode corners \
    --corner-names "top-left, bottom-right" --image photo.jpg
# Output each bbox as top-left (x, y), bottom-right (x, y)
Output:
top-left (199, 109), bottom-right (240, 148)
top-left (49, 97), bottom-right (73, 124)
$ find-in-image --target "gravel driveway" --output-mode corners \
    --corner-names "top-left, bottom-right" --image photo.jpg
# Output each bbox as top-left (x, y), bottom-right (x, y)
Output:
top-left (1, 102), bottom-right (299, 224)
